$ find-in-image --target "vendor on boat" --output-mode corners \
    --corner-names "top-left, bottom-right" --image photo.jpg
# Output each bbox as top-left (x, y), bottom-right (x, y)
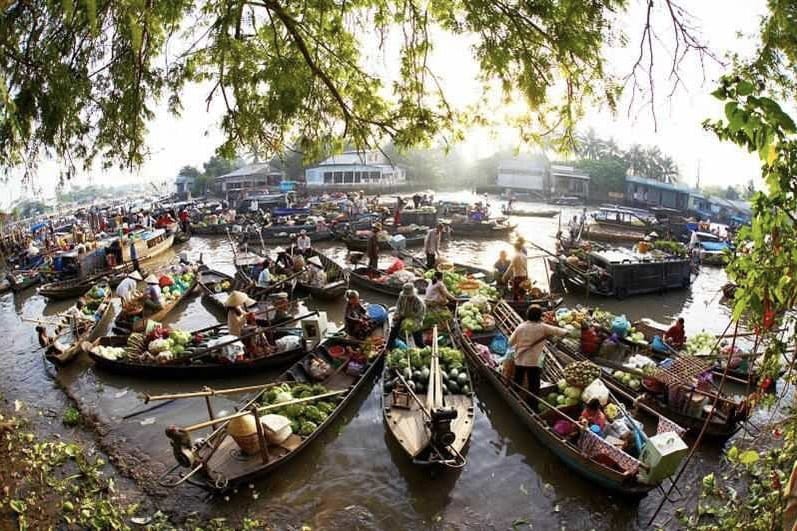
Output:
top-left (36, 325), bottom-right (69, 358)
top-left (274, 247), bottom-right (294, 274)
top-left (225, 290), bottom-right (256, 336)
top-left (494, 250), bottom-right (511, 292)
top-left (296, 230), bottom-right (312, 256)
top-left (303, 256), bottom-right (327, 287)
top-left (256, 258), bottom-right (272, 288)
top-left (508, 305), bottom-right (568, 406)
top-left (344, 289), bottom-right (374, 340)
top-left (143, 274), bottom-right (164, 312)
top-left (423, 223), bottom-right (445, 269)
top-left (425, 271), bottom-right (456, 307)
top-left (115, 270), bottom-right (143, 302)
top-left (366, 224), bottom-right (381, 270)
top-left (664, 317), bottom-right (686, 349)
top-left (388, 283), bottom-right (426, 348)
top-left (579, 398), bottom-right (608, 436)
top-left (580, 321), bottom-right (601, 356)
top-left (502, 241), bottom-right (529, 301)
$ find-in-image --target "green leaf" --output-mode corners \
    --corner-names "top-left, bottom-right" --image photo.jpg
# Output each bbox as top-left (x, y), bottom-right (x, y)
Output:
top-left (9, 500), bottom-right (26, 514)
top-left (736, 80), bottom-right (755, 96)
top-left (738, 450), bottom-right (759, 465)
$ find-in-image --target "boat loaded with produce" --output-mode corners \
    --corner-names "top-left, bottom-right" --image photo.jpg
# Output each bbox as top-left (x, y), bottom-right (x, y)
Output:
top-left (382, 330), bottom-right (475, 468)
top-left (541, 308), bottom-right (753, 438)
top-left (85, 320), bottom-right (308, 378)
top-left (114, 265), bottom-right (199, 335)
top-left (452, 300), bottom-right (689, 496)
top-left (155, 307), bottom-right (389, 492)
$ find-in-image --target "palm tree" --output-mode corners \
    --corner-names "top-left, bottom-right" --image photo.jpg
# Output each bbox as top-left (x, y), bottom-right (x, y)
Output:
top-left (659, 156), bottom-right (678, 183)
top-left (644, 146), bottom-right (664, 181)
top-left (624, 144), bottom-right (646, 176)
top-left (575, 128), bottom-right (606, 160)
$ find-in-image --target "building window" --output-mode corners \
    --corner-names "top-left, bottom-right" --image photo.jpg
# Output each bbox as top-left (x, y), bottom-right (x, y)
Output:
top-left (324, 172), bottom-right (333, 183)
top-left (344, 171), bottom-right (354, 183)
top-left (354, 172), bottom-right (361, 183)
top-left (334, 172), bottom-right (343, 184)
top-left (370, 171), bottom-right (380, 181)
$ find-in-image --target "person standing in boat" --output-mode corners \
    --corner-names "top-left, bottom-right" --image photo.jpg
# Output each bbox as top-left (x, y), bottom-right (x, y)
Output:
top-left (664, 317), bottom-right (686, 349)
top-left (508, 305), bottom-right (568, 406)
top-left (116, 270), bottom-right (143, 303)
top-left (394, 197), bottom-right (404, 227)
top-left (387, 283), bottom-right (426, 348)
top-left (128, 239), bottom-right (140, 273)
top-left (344, 290), bottom-right (374, 340)
top-left (296, 230), bottom-right (312, 256)
top-left (224, 291), bottom-right (256, 337)
top-left (423, 223), bottom-right (445, 269)
top-left (503, 241), bottom-right (529, 301)
top-left (366, 224), bottom-right (380, 270)
top-left (568, 215), bottom-right (579, 241)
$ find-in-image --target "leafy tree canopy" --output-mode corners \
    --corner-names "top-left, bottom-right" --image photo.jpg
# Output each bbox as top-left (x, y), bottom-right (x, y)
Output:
top-left (178, 165), bottom-right (200, 178)
top-left (3, 0), bottom-right (690, 181)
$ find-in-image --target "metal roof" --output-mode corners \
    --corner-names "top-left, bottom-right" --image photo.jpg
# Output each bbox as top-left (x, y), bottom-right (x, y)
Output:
top-left (216, 163), bottom-right (282, 180)
top-left (625, 175), bottom-right (690, 192)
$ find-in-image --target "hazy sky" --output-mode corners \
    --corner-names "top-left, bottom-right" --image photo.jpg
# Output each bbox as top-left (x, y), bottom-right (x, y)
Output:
top-left (5, 0), bottom-right (769, 206)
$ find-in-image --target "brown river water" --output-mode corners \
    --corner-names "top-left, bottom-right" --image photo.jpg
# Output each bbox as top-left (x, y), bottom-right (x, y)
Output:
top-left (0, 194), bottom-right (772, 530)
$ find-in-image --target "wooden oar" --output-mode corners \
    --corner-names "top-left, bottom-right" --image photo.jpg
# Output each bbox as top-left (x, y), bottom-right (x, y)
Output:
top-left (180, 390), bottom-right (347, 433)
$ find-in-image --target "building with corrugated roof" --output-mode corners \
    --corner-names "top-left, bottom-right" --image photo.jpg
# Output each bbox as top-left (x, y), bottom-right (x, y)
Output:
top-left (304, 150), bottom-right (406, 188)
top-left (212, 163), bottom-right (285, 202)
top-left (625, 175), bottom-right (691, 210)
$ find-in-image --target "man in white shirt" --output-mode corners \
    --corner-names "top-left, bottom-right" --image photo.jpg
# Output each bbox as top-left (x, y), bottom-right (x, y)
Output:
top-left (115, 270), bottom-right (143, 302)
top-left (296, 230), bottom-right (312, 256)
top-left (424, 223), bottom-right (444, 269)
top-left (257, 259), bottom-right (272, 288)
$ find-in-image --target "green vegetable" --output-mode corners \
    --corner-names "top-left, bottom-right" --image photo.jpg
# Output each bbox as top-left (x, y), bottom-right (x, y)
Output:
top-left (447, 380), bottom-right (460, 393)
top-left (299, 421), bottom-right (318, 436)
top-left (456, 372), bottom-right (469, 386)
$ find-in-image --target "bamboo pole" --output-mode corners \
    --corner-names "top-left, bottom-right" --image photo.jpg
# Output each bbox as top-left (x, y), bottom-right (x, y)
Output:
top-left (144, 381), bottom-right (285, 403)
top-left (181, 390), bottom-right (347, 433)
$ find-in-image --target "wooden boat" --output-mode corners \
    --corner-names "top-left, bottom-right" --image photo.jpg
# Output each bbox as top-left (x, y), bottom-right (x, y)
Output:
top-left (444, 220), bottom-right (516, 238)
top-left (192, 223), bottom-right (233, 236)
top-left (86, 324), bottom-right (307, 378)
top-left (501, 208), bottom-right (559, 218)
top-left (632, 318), bottom-right (760, 388)
top-left (7, 270), bottom-right (41, 292)
top-left (295, 250), bottom-right (348, 301)
top-left (348, 266), bottom-right (428, 298)
top-left (39, 263), bottom-right (139, 301)
top-left (452, 301), bottom-right (688, 496)
top-left (342, 233), bottom-right (426, 252)
top-left (382, 331), bottom-right (474, 468)
top-left (504, 294), bottom-right (565, 316)
top-left (398, 250), bottom-right (495, 283)
top-left (120, 229), bottom-right (175, 263)
top-left (158, 308), bottom-right (389, 492)
top-left (173, 231), bottom-right (191, 244)
top-left (582, 224), bottom-right (648, 244)
top-left (243, 230), bottom-right (336, 246)
top-left (43, 283), bottom-right (115, 365)
top-left (114, 267), bottom-right (198, 335)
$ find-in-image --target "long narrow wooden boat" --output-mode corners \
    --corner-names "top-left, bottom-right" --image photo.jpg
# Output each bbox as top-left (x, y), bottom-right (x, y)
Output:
top-left (44, 283), bottom-right (116, 365)
top-left (501, 208), bottom-right (559, 218)
top-left (86, 324), bottom-right (306, 378)
top-left (452, 301), bottom-right (688, 496)
top-left (582, 225), bottom-right (646, 244)
top-left (159, 309), bottom-right (389, 492)
top-left (120, 229), bottom-right (175, 263)
top-left (348, 266), bottom-right (427, 298)
top-left (382, 336), bottom-right (474, 468)
top-left (39, 263), bottom-right (139, 301)
top-left (444, 220), bottom-right (516, 238)
top-left (342, 233), bottom-right (426, 252)
top-left (191, 223), bottom-right (233, 236)
top-left (295, 250), bottom-right (348, 301)
top-left (114, 268), bottom-right (198, 335)
top-left (8, 271), bottom-right (41, 292)
top-left (247, 231), bottom-right (336, 246)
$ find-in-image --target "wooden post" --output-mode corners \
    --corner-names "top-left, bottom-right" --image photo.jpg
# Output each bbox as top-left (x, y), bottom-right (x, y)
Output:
top-left (205, 395), bottom-right (218, 432)
top-left (252, 407), bottom-right (271, 464)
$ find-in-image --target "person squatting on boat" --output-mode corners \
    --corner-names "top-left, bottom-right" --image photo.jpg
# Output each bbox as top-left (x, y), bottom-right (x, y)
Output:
top-left (388, 283), bottom-right (426, 348)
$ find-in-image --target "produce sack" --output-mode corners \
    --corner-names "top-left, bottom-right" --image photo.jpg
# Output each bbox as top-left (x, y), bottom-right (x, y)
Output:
top-left (581, 378), bottom-right (610, 406)
top-left (553, 419), bottom-right (576, 437)
top-left (651, 335), bottom-right (668, 353)
top-left (501, 353), bottom-right (516, 380)
top-left (610, 315), bottom-right (630, 338)
top-left (275, 335), bottom-right (301, 351)
top-left (489, 333), bottom-right (509, 356)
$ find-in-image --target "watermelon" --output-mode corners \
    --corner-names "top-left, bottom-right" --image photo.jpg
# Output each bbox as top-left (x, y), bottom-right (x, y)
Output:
top-left (447, 381), bottom-right (460, 393)
top-left (456, 373), bottom-right (469, 386)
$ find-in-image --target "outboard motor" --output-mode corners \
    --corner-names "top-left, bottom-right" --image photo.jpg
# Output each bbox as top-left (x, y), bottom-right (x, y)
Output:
top-left (430, 406), bottom-right (458, 447)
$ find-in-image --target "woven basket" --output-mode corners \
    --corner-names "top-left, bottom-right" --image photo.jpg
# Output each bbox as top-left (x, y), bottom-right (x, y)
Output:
top-left (231, 432), bottom-right (262, 456)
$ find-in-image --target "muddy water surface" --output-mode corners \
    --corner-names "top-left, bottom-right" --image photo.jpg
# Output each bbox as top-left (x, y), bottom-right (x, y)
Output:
top-left (0, 194), bottom-right (769, 530)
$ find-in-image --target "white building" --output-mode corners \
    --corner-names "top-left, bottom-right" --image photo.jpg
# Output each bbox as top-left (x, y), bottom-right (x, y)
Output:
top-left (213, 163), bottom-right (285, 201)
top-left (304, 150), bottom-right (406, 188)
top-left (496, 155), bottom-right (548, 195)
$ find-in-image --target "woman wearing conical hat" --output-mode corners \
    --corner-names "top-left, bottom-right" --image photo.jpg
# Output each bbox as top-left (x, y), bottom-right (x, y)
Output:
top-left (224, 290), bottom-right (256, 336)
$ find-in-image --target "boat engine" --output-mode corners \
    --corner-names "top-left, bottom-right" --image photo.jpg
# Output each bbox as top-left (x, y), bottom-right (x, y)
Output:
top-left (430, 407), bottom-right (458, 447)
top-left (166, 426), bottom-right (199, 468)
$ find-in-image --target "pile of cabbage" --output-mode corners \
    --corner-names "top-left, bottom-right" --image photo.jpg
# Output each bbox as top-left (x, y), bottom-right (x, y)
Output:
top-left (423, 269), bottom-right (498, 299)
top-left (685, 332), bottom-right (716, 356)
top-left (147, 328), bottom-right (192, 357)
top-left (457, 296), bottom-right (492, 332)
top-left (261, 383), bottom-right (337, 436)
top-left (159, 272), bottom-right (195, 303)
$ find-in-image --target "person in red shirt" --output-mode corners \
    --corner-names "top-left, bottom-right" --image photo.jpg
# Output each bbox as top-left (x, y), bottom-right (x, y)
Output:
top-left (580, 321), bottom-right (600, 356)
top-left (664, 317), bottom-right (686, 349)
top-left (579, 398), bottom-right (608, 433)
top-left (178, 209), bottom-right (190, 233)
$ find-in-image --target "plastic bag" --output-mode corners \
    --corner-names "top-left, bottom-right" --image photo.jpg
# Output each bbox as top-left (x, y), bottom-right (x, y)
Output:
top-left (611, 315), bottom-right (630, 338)
top-left (490, 333), bottom-right (509, 356)
top-left (581, 378), bottom-right (610, 406)
top-left (651, 335), bottom-right (668, 353)
top-left (275, 335), bottom-right (301, 351)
